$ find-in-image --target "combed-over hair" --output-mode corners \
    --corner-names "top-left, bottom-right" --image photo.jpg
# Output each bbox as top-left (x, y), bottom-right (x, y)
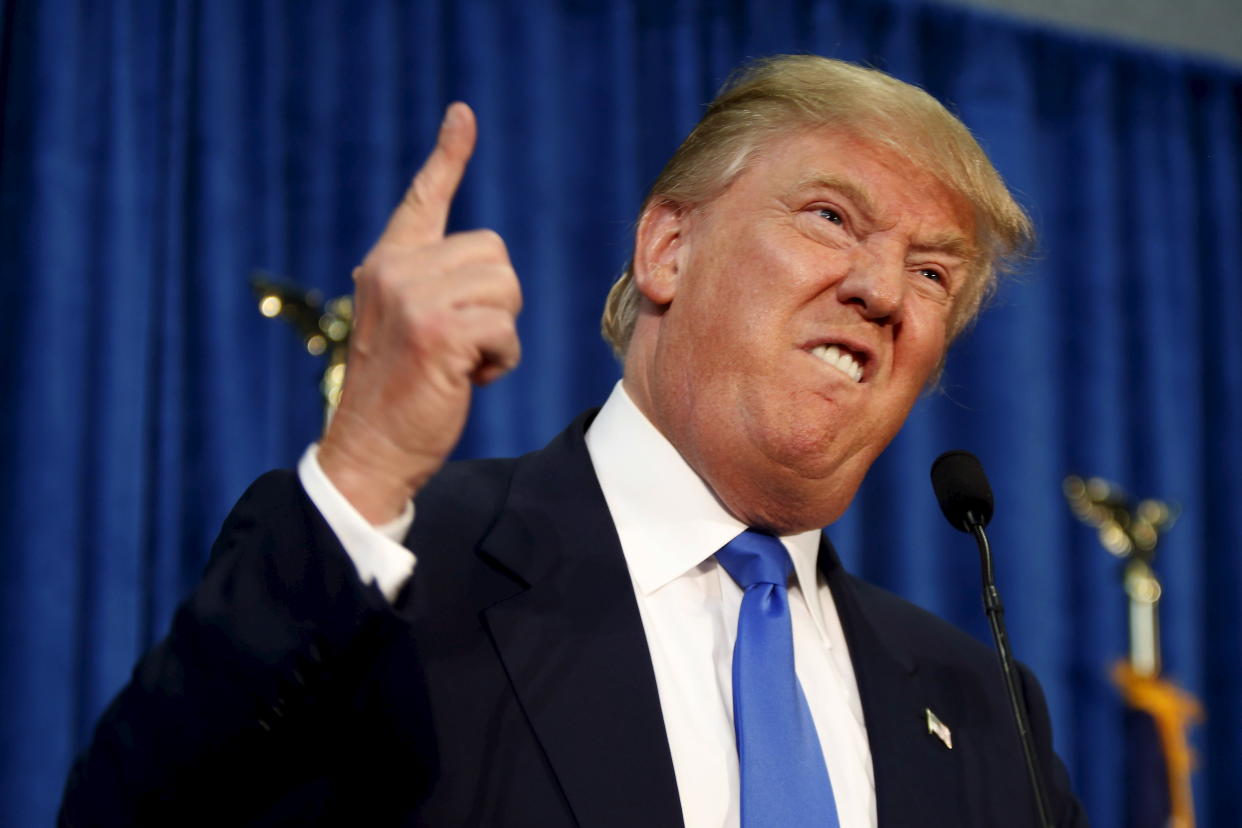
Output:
top-left (600, 54), bottom-right (1033, 359)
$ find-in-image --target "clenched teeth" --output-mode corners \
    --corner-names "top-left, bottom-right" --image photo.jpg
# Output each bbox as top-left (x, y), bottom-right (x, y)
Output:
top-left (811, 344), bottom-right (863, 382)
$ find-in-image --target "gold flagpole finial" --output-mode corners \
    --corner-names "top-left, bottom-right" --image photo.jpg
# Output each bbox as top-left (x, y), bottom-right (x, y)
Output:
top-left (251, 273), bottom-right (353, 428)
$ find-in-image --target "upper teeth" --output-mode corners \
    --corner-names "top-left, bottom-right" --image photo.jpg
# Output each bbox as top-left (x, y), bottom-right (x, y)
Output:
top-left (812, 344), bottom-right (863, 382)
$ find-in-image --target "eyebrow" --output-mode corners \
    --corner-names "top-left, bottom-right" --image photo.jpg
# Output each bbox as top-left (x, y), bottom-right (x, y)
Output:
top-left (910, 232), bottom-right (979, 263)
top-left (794, 174), bottom-right (980, 263)
top-left (795, 174), bottom-right (880, 223)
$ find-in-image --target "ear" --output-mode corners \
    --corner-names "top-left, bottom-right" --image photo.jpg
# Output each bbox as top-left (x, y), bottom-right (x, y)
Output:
top-left (631, 199), bottom-right (687, 306)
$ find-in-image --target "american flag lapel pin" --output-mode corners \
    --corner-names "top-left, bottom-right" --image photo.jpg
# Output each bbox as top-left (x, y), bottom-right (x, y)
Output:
top-left (925, 708), bottom-right (953, 749)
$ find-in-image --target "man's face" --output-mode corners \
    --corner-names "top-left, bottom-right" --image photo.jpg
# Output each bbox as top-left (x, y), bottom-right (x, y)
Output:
top-left (627, 128), bottom-right (979, 532)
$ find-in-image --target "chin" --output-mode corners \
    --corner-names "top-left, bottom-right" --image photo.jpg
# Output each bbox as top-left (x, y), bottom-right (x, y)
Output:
top-left (738, 496), bottom-right (853, 535)
top-left (687, 395), bottom-right (871, 531)
top-left (718, 462), bottom-right (860, 534)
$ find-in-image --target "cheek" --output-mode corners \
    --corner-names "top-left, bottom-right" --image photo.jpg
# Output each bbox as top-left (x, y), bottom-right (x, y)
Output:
top-left (911, 329), bottom-right (949, 384)
top-left (675, 281), bottom-right (780, 378)
top-left (893, 303), bottom-right (950, 378)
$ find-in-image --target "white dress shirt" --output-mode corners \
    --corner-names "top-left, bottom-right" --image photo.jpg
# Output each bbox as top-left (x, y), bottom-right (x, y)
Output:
top-left (298, 381), bottom-right (876, 827)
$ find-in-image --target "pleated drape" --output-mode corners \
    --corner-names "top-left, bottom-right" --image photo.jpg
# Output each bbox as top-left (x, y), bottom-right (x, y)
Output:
top-left (2, 1), bottom-right (1239, 824)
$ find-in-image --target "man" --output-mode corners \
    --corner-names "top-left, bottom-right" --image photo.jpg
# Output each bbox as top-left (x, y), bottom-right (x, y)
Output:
top-left (62, 56), bottom-right (1085, 826)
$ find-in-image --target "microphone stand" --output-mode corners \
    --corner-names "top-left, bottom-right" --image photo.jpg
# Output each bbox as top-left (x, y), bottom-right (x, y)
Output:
top-left (966, 511), bottom-right (1054, 828)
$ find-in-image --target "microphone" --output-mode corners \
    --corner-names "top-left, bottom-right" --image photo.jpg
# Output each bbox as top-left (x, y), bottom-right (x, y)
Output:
top-left (930, 450), bottom-right (994, 531)
top-left (930, 451), bottom-right (1053, 828)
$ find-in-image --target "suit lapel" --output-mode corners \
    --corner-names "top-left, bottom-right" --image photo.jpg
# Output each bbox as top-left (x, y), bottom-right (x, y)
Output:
top-left (476, 414), bottom-right (684, 828)
top-left (819, 540), bottom-right (969, 827)
top-left (459, 412), bottom-right (979, 827)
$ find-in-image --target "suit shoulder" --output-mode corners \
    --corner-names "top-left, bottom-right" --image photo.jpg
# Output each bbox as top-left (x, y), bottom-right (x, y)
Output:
top-left (846, 575), bottom-right (997, 668)
top-left (409, 410), bottom-right (598, 549)
top-left (420, 456), bottom-right (518, 504)
top-left (409, 456), bottom-right (519, 550)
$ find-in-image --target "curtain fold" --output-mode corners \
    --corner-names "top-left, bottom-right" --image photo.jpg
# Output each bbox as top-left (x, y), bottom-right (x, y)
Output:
top-left (2, 0), bottom-right (1239, 824)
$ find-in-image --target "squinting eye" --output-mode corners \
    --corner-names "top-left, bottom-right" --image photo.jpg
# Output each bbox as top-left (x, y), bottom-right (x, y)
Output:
top-left (918, 268), bottom-right (943, 283)
top-left (817, 207), bottom-right (843, 225)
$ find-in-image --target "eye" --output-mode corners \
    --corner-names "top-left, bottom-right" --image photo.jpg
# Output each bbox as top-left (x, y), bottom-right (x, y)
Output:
top-left (817, 207), bottom-right (844, 225)
top-left (918, 267), bottom-right (943, 283)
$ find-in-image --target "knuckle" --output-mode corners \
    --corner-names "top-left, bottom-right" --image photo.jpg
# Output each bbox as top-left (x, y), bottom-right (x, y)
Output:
top-left (361, 250), bottom-right (430, 294)
top-left (473, 265), bottom-right (521, 314)
top-left (475, 227), bottom-right (504, 247)
top-left (506, 273), bottom-right (524, 312)
top-left (356, 268), bottom-right (390, 297)
top-left (352, 262), bottom-right (381, 292)
top-left (470, 228), bottom-right (508, 259)
top-left (484, 266), bottom-right (522, 315)
top-left (493, 309), bottom-right (518, 338)
top-left (407, 305), bottom-right (455, 347)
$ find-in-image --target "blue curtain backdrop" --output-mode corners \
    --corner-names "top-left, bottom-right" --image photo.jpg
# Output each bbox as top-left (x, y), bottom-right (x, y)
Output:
top-left (2, 0), bottom-right (1239, 824)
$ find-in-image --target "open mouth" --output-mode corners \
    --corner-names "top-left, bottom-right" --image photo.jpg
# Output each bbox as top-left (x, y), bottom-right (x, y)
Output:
top-left (810, 343), bottom-right (866, 382)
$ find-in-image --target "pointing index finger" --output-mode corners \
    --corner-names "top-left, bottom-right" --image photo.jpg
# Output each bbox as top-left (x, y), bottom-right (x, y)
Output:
top-left (385, 101), bottom-right (477, 247)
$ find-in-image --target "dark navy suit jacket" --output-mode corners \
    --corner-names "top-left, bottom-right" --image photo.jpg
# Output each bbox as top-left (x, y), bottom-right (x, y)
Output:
top-left (61, 411), bottom-right (1086, 826)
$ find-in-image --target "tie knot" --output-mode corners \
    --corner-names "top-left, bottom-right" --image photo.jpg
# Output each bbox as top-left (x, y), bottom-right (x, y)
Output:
top-left (716, 529), bottom-right (793, 589)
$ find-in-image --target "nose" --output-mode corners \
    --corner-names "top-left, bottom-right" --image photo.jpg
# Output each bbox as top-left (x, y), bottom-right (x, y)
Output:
top-left (837, 245), bottom-right (905, 325)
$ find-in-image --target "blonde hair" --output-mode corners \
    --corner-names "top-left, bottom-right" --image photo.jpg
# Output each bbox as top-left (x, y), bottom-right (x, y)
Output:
top-left (600, 55), bottom-right (1033, 358)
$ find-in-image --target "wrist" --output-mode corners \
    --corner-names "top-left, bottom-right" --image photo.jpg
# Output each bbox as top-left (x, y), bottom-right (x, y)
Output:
top-left (316, 433), bottom-right (431, 525)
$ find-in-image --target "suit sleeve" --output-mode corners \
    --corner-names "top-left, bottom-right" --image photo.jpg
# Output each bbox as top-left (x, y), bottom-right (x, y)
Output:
top-left (59, 471), bottom-right (407, 826)
top-left (297, 444), bottom-right (416, 601)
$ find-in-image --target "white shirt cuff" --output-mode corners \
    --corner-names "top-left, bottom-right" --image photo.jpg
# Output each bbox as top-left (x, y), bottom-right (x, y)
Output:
top-left (297, 443), bottom-right (416, 603)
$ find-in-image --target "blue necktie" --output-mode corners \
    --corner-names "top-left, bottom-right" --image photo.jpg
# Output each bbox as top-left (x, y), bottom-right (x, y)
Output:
top-left (716, 530), bottom-right (841, 828)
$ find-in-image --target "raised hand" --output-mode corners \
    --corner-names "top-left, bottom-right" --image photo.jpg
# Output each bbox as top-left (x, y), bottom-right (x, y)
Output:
top-left (317, 103), bottom-right (522, 523)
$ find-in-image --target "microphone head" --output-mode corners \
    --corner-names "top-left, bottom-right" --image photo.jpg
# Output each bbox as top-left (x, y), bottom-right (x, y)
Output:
top-left (930, 450), bottom-right (994, 532)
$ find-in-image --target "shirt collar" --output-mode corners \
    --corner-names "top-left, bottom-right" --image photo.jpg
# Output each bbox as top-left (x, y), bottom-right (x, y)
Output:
top-left (585, 382), bottom-right (827, 628)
